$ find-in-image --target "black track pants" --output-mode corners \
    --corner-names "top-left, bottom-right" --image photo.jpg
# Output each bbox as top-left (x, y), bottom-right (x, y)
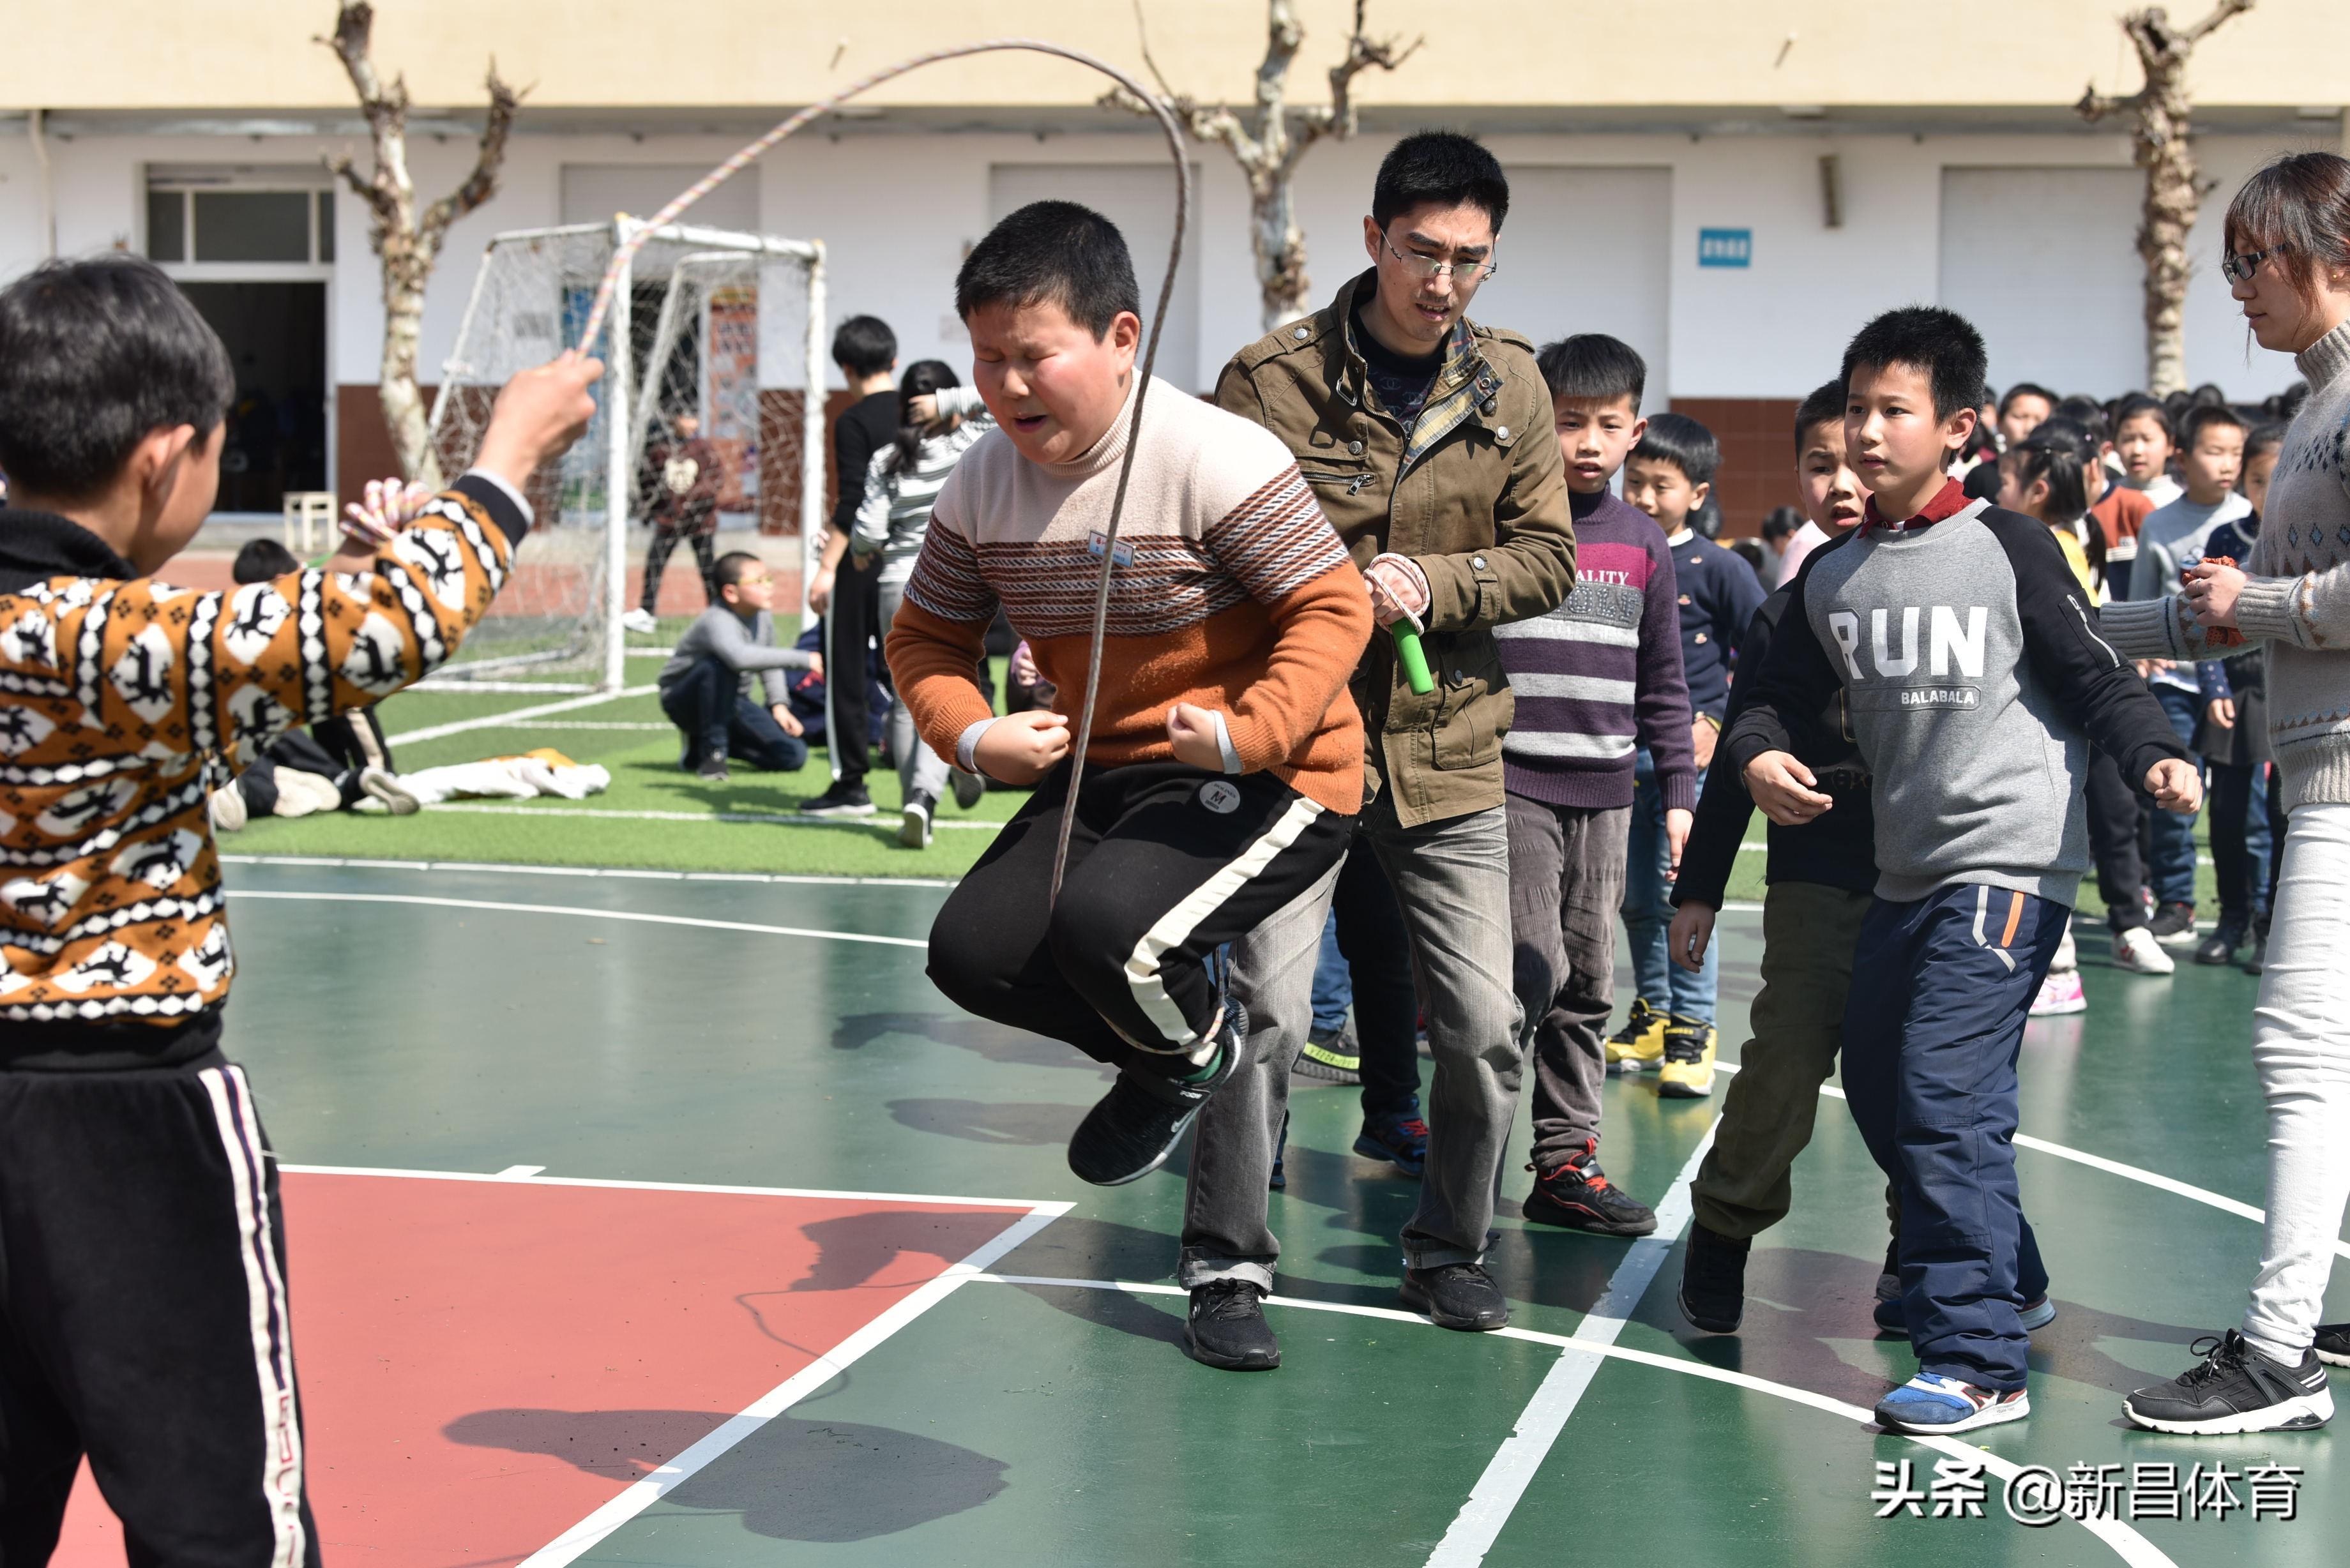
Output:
top-left (1, 1056), bottom-right (321, 1566)
top-left (929, 760), bottom-right (1353, 1078)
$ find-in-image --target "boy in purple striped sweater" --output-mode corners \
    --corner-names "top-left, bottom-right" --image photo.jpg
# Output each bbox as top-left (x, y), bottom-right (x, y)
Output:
top-left (1497, 336), bottom-right (1698, 1236)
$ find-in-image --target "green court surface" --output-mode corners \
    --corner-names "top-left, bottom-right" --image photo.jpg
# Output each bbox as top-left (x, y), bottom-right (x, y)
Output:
top-left (61, 850), bottom-right (2341, 1567)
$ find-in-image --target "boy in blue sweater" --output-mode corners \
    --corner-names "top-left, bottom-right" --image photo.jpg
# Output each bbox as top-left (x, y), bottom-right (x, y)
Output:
top-left (1612, 412), bottom-right (1762, 1087)
top-left (1496, 336), bottom-right (1697, 1236)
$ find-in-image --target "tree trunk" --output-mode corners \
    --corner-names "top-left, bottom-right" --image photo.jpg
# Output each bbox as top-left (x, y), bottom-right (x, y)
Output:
top-left (1251, 172), bottom-right (1312, 329)
top-left (377, 263), bottom-right (441, 489)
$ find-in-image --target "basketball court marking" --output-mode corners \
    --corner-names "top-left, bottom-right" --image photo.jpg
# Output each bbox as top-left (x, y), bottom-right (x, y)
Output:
top-left (224, 888), bottom-right (930, 949)
top-left (415, 801), bottom-right (1003, 829)
top-left (385, 684), bottom-right (656, 745)
top-left (1427, 1120), bottom-right (1719, 1567)
top-left (279, 1161), bottom-right (1062, 1213)
top-left (221, 853), bottom-right (957, 889)
top-left (971, 1274), bottom-right (2176, 1568)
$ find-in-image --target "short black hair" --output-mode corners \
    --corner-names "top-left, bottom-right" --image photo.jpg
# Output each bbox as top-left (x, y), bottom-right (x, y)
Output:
top-left (2054, 393), bottom-right (2109, 443)
top-left (232, 537), bottom-right (300, 584)
top-left (831, 315), bottom-right (897, 379)
top-left (1633, 411), bottom-right (1719, 488)
top-left (713, 550), bottom-right (766, 592)
top-left (1761, 504), bottom-right (1803, 543)
top-left (1839, 305), bottom-right (1987, 425)
top-left (1534, 335), bottom-right (1645, 410)
top-left (2180, 402), bottom-right (2249, 450)
top-left (2111, 393), bottom-right (2174, 443)
top-left (1999, 381), bottom-right (2057, 417)
top-left (2245, 421), bottom-right (2289, 466)
top-left (1372, 131), bottom-right (1510, 234)
top-left (955, 201), bottom-right (1139, 340)
top-left (1962, 458), bottom-right (2005, 503)
top-left (0, 255), bottom-right (234, 502)
top-left (1793, 378), bottom-right (1845, 455)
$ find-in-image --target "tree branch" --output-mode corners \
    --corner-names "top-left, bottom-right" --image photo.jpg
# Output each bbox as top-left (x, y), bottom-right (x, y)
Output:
top-left (1324, 0), bottom-right (1424, 139)
top-left (418, 63), bottom-right (525, 250)
top-left (2179, 0), bottom-right (2257, 47)
top-left (2075, 84), bottom-right (2142, 124)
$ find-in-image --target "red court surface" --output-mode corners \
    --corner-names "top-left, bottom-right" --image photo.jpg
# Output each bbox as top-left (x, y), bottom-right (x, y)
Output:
top-left (55, 1170), bottom-right (1040, 1567)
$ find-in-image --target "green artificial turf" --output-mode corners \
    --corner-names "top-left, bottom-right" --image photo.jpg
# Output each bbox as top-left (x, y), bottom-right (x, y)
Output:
top-left (232, 612), bottom-right (2227, 905)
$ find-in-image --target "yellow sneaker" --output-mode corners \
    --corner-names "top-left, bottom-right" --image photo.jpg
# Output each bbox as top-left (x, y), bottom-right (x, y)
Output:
top-left (1605, 999), bottom-right (1667, 1071)
top-left (1658, 1015), bottom-right (1717, 1098)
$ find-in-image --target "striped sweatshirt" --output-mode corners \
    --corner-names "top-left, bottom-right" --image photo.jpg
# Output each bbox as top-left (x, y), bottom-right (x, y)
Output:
top-left (885, 375), bottom-right (1372, 813)
top-left (1494, 487), bottom-right (1697, 812)
top-left (0, 474), bottom-right (524, 1069)
top-left (851, 384), bottom-right (994, 589)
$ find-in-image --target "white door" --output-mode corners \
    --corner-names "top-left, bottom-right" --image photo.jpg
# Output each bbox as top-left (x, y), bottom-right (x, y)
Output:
top-left (1471, 167), bottom-right (1674, 409)
top-left (988, 164), bottom-right (1202, 392)
top-left (1939, 167), bottom-right (2141, 396)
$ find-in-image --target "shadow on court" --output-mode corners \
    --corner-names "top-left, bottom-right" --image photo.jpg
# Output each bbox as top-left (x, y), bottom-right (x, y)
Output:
top-left (831, 1009), bottom-right (1114, 1074)
top-left (443, 1406), bottom-right (1008, 1539)
top-left (886, 1096), bottom-right (1079, 1146)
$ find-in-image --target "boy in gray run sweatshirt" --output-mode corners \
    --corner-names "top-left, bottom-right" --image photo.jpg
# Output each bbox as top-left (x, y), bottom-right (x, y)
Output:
top-left (656, 550), bottom-right (819, 781)
top-left (1725, 308), bottom-right (2197, 1440)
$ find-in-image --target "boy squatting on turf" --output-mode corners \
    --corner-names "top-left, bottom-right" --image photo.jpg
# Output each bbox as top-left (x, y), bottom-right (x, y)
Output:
top-left (0, 253), bottom-right (598, 1558)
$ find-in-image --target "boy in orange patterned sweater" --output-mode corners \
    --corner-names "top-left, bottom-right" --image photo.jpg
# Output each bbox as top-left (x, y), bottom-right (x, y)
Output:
top-left (0, 255), bottom-right (598, 1557)
top-left (888, 203), bottom-right (1370, 1367)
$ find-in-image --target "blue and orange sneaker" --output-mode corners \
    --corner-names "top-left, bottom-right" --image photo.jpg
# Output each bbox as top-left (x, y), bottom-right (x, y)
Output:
top-left (1353, 1108), bottom-right (1429, 1176)
top-left (1874, 1374), bottom-right (2031, 1434)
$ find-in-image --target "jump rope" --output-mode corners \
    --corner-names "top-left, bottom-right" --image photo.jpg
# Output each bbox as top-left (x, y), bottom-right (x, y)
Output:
top-left (567, 39), bottom-right (1432, 907)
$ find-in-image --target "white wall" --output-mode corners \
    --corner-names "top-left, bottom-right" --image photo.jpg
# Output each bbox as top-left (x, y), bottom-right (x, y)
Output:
top-left (6, 122), bottom-right (2341, 413)
top-left (1941, 166), bottom-right (2144, 396)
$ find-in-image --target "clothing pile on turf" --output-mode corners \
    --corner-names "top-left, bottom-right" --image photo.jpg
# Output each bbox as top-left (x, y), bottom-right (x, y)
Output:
top-left (361, 748), bottom-right (612, 809)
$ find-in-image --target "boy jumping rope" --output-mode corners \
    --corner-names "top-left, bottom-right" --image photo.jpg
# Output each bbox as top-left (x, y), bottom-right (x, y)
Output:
top-left (0, 255), bottom-right (596, 1556)
top-left (886, 204), bottom-right (1370, 1372)
top-left (1725, 307), bottom-right (2198, 1434)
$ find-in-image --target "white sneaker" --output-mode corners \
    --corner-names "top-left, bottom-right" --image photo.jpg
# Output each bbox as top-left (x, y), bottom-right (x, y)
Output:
top-left (2052, 925), bottom-right (2077, 974)
top-left (621, 607), bottom-right (659, 635)
top-left (208, 787), bottom-right (248, 834)
top-left (2114, 925), bottom-right (2176, 976)
top-left (360, 765), bottom-right (421, 816)
top-left (898, 795), bottom-right (934, 849)
top-left (2030, 969), bottom-right (2086, 1016)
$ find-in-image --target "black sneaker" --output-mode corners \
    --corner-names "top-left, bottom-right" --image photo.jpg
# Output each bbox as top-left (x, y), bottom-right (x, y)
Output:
top-left (1678, 1223), bottom-right (1750, 1334)
top-left (801, 779), bottom-right (874, 818)
top-left (1876, 1238), bottom-right (1900, 1308)
top-left (2316, 1323), bottom-right (2350, 1369)
top-left (696, 756), bottom-right (731, 784)
top-left (1520, 1141), bottom-right (1657, 1236)
top-left (2194, 925), bottom-right (2246, 965)
top-left (1066, 1004), bottom-right (1245, 1187)
top-left (2244, 933), bottom-right (2270, 974)
top-left (1270, 1110), bottom-right (1289, 1192)
top-left (2149, 901), bottom-right (2199, 946)
top-left (2123, 1330), bottom-right (2335, 1434)
top-left (1353, 1108), bottom-right (1429, 1176)
top-left (949, 767), bottom-right (987, 810)
top-left (1183, 1280), bottom-right (1280, 1371)
top-left (1294, 1023), bottom-right (1361, 1084)
top-left (1400, 1262), bottom-right (1509, 1331)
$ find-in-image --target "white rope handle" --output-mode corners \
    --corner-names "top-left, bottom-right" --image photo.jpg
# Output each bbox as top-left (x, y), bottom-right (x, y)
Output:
top-left (570, 40), bottom-right (1190, 909)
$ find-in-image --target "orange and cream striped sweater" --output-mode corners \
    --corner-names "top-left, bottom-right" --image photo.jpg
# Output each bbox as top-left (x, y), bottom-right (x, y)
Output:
top-left (0, 474), bottom-right (523, 1069)
top-left (886, 376), bottom-right (1370, 814)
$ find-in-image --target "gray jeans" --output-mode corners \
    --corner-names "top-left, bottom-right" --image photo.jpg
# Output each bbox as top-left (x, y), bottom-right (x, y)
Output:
top-left (1181, 794), bottom-right (1521, 1288)
top-left (1506, 794), bottom-right (1632, 1170)
top-left (874, 577), bottom-right (951, 805)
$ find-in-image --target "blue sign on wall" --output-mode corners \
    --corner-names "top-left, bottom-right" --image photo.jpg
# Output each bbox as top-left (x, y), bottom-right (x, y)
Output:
top-left (1697, 228), bottom-right (1753, 268)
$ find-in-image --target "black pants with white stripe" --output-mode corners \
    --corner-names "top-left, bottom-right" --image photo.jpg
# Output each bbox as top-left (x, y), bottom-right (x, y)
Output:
top-left (929, 759), bottom-right (1352, 1078)
top-left (1, 1055), bottom-right (319, 1566)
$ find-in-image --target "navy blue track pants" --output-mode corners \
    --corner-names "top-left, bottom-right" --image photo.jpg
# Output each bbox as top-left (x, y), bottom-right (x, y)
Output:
top-left (1841, 882), bottom-right (2063, 1391)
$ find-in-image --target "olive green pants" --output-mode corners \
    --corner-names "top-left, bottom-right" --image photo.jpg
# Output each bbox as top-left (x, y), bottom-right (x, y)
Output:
top-left (1690, 881), bottom-right (1876, 1241)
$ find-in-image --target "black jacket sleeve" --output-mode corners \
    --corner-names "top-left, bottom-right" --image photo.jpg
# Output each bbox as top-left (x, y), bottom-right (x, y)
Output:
top-left (1983, 509), bottom-right (2190, 787)
top-left (831, 407), bottom-right (881, 539)
top-left (1722, 548), bottom-right (1847, 782)
top-left (1674, 593), bottom-right (1782, 908)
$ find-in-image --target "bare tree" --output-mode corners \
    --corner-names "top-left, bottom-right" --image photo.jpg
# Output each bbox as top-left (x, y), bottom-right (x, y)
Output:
top-left (321, 2), bottom-right (523, 486)
top-left (2077, 1), bottom-right (2256, 395)
top-left (1103, 0), bottom-right (1421, 331)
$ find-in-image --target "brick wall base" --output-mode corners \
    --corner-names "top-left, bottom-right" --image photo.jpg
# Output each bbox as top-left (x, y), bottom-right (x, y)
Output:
top-left (1667, 397), bottom-right (1801, 541)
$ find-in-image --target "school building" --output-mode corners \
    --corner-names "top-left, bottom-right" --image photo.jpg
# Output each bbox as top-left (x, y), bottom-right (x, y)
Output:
top-left (3, 0), bottom-right (2346, 531)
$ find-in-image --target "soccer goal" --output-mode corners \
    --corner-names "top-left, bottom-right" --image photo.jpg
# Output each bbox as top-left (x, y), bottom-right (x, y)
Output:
top-left (423, 217), bottom-right (827, 691)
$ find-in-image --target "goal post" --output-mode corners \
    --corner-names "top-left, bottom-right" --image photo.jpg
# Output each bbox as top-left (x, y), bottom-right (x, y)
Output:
top-left (422, 217), bottom-right (826, 692)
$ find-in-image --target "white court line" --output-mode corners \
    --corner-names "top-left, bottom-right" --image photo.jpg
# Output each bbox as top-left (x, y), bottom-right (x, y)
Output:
top-left (224, 889), bottom-right (928, 949)
top-left (416, 801), bottom-right (1001, 830)
top-left (220, 853), bottom-right (955, 889)
top-left (385, 684), bottom-right (655, 746)
top-left (280, 1160), bottom-right (1061, 1214)
top-left (492, 1164), bottom-right (546, 1179)
top-left (1427, 1120), bottom-right (1718, 1567)
top-left (456, 721), bottom-right (674, 731)
top-left (974, 1274), bottom-right (2174, 1568)
top-left (1723, 1064), bottom-right (2350, 1263)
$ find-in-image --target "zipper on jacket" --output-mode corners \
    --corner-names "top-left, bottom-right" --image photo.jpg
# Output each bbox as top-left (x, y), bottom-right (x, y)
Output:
top-left (1299, 467), bottom-right (1372, 496)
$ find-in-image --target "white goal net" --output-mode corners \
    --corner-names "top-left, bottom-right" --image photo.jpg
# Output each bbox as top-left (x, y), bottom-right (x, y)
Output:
top-left (423, 218), bottom-right (826, 690)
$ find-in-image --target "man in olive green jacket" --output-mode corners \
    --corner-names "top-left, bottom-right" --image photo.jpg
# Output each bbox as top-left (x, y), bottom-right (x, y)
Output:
top-left (1174, 133), bottom-right (1576, 1370)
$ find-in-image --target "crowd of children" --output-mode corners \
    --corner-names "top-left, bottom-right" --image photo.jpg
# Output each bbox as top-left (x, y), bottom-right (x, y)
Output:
top-left (7, 132), bottom-right (2350, 1551)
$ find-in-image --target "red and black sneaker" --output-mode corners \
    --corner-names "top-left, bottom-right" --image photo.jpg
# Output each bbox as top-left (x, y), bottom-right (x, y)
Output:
top-left (1521, 1141), bottom-right (1658, 1236)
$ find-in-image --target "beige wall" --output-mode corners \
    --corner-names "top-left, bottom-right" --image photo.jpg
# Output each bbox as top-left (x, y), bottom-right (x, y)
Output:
top-left (3, 1), bottom-right (2344, 112)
